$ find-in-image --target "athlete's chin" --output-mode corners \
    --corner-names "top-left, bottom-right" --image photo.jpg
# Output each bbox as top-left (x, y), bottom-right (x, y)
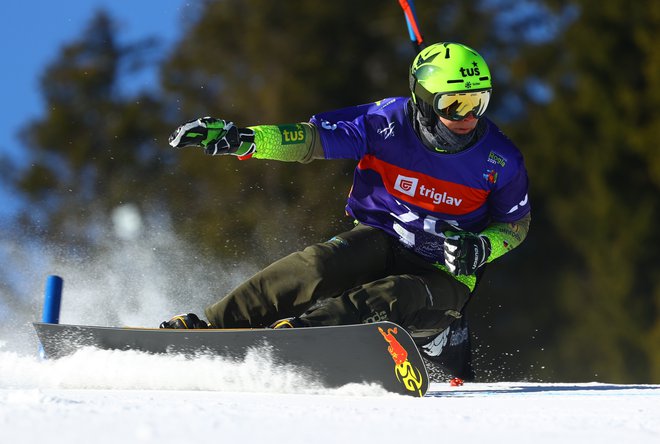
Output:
top-left (451, 127), bottom-right (475, 135)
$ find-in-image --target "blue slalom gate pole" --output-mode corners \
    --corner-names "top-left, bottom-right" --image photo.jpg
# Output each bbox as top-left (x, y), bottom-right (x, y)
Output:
top-left (42, 275), bottom-right (63, 324)
top-left (39, 275), bottom-right (63, 358)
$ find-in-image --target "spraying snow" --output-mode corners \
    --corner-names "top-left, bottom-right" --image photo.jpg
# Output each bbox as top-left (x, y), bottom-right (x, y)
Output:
top-left (0, 346), bottom-right (386, 395)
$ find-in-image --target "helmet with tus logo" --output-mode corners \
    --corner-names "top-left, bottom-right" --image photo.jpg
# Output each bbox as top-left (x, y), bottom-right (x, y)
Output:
top-left (410, 42), bottom-right (492, 123)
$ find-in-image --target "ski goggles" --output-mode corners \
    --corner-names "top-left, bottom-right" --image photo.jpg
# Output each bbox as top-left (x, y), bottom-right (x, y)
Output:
top-left (413, 82), bottom-right (492, 121)
top-left (433, 89), bottom-right (491, 121)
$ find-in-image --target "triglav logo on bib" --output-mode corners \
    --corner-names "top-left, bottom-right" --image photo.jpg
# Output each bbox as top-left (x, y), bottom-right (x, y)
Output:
top-left (394, 175), bottom-right (419, 197)
top-left (393, 174), bottom-right (463, 207)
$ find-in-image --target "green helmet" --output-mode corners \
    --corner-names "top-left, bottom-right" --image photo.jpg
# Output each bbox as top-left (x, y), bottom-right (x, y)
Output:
top-left (410, 42), bottom-right (492, 122)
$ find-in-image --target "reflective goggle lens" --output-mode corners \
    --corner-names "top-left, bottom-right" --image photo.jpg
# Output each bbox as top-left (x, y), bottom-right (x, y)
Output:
top-left (434, 90), bottom-right (491, 121)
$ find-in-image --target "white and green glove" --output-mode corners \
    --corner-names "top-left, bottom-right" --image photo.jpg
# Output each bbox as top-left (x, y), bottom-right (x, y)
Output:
top-left (169, 117), bottom-right (256, 157)
top-left (443, 232), bottom-right (492, 276)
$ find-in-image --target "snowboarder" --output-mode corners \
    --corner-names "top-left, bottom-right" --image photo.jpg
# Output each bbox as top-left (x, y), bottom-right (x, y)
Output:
top-left (162, 42), bottom-right (531, 379)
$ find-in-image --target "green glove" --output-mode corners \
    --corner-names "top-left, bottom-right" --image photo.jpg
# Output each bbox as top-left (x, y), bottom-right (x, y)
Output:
top-left (168, 117), bottom-right (256, 157)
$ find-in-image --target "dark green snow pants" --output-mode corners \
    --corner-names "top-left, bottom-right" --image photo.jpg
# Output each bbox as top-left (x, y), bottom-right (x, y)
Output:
top-left (205, 224), bottom-right (471, 342)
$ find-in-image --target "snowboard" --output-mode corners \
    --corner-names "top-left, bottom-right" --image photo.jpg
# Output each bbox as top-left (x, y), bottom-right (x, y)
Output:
top-left (33, 321), bottom-right (429, 397)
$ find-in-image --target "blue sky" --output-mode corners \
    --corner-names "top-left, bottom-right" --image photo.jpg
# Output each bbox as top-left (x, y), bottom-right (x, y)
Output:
top-left (0, 0), bottom-right (189, 217)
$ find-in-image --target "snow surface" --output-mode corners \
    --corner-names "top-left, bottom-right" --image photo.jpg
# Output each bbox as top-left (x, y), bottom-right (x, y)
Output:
top-left (1, 347), bottom-right (659, 444)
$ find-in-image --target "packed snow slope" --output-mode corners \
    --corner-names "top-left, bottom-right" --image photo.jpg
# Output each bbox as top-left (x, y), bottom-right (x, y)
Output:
top-left (1, 347), bottom-right (658, 444)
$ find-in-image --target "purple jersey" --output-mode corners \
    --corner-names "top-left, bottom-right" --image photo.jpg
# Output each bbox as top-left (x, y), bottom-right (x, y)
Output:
top-left (310, 97), bottom-right (530, 264)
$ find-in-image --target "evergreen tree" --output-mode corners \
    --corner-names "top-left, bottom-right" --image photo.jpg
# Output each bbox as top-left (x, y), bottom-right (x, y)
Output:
top-left (19, 11), bottom-right (170, 251)
top-left (510, 0), bottom-right (660, 382)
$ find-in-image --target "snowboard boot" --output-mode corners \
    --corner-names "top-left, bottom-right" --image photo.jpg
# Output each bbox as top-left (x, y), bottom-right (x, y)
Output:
top-left (160, 313), bottom-right (210, 329)
top-left (269, 317), bottom-right (309, 329)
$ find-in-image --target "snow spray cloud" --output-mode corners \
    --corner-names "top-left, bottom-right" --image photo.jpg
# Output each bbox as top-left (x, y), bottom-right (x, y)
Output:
top-left (0, 345), bottom-right (389, 396)
top-left (0, 205), bottom-right (389, 396)
top-left (0, 203), bottom-right (259, 354)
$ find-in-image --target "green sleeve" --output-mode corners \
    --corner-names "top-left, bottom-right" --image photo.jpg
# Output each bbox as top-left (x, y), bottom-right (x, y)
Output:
top-left (248, 123), bottom-right (324, 163)
top-left (481, 212), bottom-right (531, 262)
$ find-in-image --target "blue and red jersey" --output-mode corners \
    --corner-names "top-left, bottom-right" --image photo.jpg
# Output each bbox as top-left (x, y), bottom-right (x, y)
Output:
top-left (310, 97), bottom-right (530, 265)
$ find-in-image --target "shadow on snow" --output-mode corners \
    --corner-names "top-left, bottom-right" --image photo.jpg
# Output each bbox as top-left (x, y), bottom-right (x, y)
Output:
top-left (425, 383), bottom-right (660, 398)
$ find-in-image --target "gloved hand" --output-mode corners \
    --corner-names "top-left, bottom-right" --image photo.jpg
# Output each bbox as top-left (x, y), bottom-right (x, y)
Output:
top-left (168, 117), bottom-right (256, 157)
top-left (443, 232), bottom-right (491, 276)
